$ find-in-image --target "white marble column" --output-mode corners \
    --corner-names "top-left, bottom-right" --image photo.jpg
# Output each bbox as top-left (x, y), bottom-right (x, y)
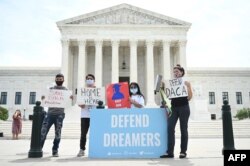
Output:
top-left (95, 40), bottom-right (103, 87)
top-left (61, 39), bottom-right (69, 87)
top-left (111, 40), bottom-right (119, 83)
top-left (179, 40), bottom-right (187, 70)
top-left (162, 40), bottom-right (171, 80)
top-left (77, 40), bottom-right (86, 90)
top-left (130, 40), bottom-right (138, 82)
top-left (146, 40), bottom-right (156, 107)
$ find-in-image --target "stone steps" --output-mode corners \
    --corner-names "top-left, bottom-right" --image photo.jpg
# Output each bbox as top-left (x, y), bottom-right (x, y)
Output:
top-left (1, 119), bottom-right (250, 139)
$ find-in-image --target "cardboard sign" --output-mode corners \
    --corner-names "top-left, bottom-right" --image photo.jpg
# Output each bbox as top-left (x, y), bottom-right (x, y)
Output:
top-left (77, 87), bottom-right (105, 105)
top-left (165, 78), bottom-right (188, 99)
top-left (42, 89), bottom-right (72, 108)
top-left (89, 108), bottom-right (168, 158)
top-left (106, 82), bottom-right (131, 108)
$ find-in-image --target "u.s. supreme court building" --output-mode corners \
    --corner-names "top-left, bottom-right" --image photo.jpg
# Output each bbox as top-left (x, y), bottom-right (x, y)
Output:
top-left (1, 4), bottom-right (250, 120)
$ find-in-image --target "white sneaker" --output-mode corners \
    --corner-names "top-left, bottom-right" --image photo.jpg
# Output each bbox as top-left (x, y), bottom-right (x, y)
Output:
top-left (77, 149), bottom-right (85, 157)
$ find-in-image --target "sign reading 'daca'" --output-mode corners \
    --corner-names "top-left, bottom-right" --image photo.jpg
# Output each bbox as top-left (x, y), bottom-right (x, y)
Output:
top-left (106, 82), bottom-right (131, 108)
top-left (42, 89), bottom-right (72, 108)
top-left (165, 78), bottom-right (188, 98)
top-left (77, 87), bottom-right (105, 105)
top-left (89, 108), bottom-right (168, 158)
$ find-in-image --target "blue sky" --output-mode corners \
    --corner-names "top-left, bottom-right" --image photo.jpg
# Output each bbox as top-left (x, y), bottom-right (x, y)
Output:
top-left (0, 0), bottom-right (249, 67)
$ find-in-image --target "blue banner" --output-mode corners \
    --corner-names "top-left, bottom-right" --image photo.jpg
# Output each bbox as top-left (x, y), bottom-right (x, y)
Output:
top-left (89, 108), bottom-right (168, 158)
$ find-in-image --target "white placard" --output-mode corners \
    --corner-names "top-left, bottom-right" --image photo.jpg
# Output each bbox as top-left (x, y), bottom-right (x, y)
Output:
top-left (165, 78), bottom-right (188, 99)
top-left (77, 87), bottom-right (105, 105)
top-left (42, 89), bottom-right (72, 108)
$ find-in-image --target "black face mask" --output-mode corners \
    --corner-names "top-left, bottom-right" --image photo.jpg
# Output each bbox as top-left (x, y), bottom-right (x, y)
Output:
top-left (56, 81), bottom-right (63, 86)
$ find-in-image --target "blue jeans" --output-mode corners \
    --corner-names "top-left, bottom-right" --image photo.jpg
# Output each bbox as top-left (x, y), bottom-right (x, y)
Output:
top-left (167, 105), bottom-right (190, 155)
top-left (40, 113), bottom-right (65, 152)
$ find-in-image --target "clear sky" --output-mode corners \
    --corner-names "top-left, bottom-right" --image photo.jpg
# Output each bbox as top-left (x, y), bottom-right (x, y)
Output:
top-left (0, 0), bottom-right (249, 68)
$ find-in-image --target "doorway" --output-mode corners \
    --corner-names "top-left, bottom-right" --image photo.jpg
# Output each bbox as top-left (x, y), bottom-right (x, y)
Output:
top-left (119, 77), bottom-right (130, 84)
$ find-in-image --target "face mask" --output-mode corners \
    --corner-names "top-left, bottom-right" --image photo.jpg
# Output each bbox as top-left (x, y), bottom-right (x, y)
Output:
top-left (86, 79), bottom-right (94, 85)
top-left (56, 81), bottom-right (63, 86)
top-left (130, 88), bottom-right (138, 94)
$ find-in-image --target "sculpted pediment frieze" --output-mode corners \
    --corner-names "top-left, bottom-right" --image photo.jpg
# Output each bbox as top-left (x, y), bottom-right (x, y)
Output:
top-left (67, 8), bottom-right (180, 25)
top-left (57, 4), bottom-right (191, 26)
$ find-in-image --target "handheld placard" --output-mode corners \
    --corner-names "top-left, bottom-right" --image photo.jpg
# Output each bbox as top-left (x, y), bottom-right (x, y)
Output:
top-left (159, 87), bottom-right (172, 116)
top-left (154, 75), bottom-right (172, 116)
top-left (154, 74), bottom-right (162, 94)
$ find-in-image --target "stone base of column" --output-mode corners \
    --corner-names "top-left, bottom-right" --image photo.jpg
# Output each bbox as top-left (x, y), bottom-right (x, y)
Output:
top-left (145, 102), bottom-right (158, 108)
top-left (64, 104), bottom-right (81, 122)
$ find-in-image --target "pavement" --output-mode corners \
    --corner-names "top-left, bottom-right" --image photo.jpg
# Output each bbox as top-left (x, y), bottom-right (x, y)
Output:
top-left (0, 138), bottom-right (250, 166)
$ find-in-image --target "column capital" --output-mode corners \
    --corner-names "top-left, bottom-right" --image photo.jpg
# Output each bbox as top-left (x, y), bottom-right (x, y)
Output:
top-left (146, 39), bottom-right (155, 46)
top-left (77, 39), bottom-right (86, 45)
top-left (61, 38), bottom-right (69, 46)
top-left (94, 39), bottom-right (103, 46)
top-left (179, 40), bottom-right (187, 47)
top-left (129, 39), bottom-right (138, 46)
top-left (111, 40), bottom-right (120, 47)
top-left (162, 40), bottom-right (171, 46)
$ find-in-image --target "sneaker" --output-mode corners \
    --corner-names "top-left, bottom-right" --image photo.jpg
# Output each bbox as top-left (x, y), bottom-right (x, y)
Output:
top-left (52, 151), bottom-right (59, 157)
top-left (179, 153), bottom-right (187, 158)
top-left (160, 153), bottom-right (174, 158)
top-left (77, 149), bottom-right (85, 157)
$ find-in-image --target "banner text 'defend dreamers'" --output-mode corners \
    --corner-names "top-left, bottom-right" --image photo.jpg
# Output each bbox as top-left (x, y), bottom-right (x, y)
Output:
top-left (104, 114), bottom-right (160, 147)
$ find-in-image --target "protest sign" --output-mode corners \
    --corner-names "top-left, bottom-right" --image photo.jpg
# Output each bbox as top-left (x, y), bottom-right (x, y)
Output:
top-left (77, 87), bottom-right (105, 105)
top-left (89, 108), bottom-right (168, 158)
top-left (106, 82), bottom-right (130, 108)
top-left (165, 78), bottom-right (188, 99)
top-left (42, 89), bottom-right (72, 108)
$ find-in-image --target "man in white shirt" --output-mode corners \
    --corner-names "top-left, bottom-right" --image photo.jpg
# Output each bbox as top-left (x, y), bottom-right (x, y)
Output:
top-left (77, 74), bottom-right (95, 157)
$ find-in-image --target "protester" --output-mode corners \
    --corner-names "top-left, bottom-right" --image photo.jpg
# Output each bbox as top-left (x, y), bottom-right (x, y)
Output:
top-left (77, 74), bottom-right (96, 157)
top-left (40, 73), bottom-right (73, 157)
top-left (160, 64), bottom-right (193, 159)
top-left (129, 82), bottom-right (145, 108)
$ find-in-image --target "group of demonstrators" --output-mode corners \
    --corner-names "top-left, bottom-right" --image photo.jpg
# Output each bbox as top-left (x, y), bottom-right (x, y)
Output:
top-left (40, 64), bottom-right (192, 159)
top-left (40, 73), bottom-right (146, 157)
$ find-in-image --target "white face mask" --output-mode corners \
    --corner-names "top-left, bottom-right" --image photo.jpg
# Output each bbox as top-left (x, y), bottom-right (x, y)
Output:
top-left (130, 88), bottom-right (138, 94)
top-left (86, 79), bottom-right (94, 86)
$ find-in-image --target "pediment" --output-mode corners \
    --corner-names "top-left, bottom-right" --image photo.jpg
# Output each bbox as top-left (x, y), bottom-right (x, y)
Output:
top-left (57, 4), bottom-right (191, 26)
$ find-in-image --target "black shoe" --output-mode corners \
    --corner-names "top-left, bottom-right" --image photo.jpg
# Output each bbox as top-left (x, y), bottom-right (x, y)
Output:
top-left (179, 153), bottom-right (186, 158)
top-left (160, 153), bottom-right (174, 158)
top-left (52, 151), bottom-right (59, 157)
